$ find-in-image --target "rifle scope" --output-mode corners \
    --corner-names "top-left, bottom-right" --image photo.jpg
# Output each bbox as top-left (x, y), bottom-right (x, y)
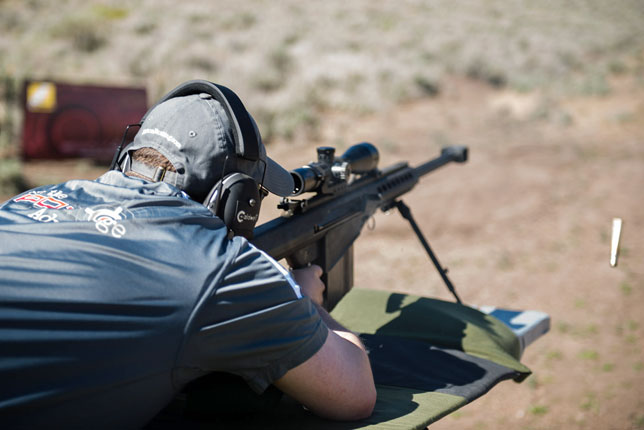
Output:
top-left (291, 142), bottom-right (379, 195)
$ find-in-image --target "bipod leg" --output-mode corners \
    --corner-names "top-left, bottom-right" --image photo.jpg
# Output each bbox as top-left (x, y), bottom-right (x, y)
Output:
top-left (394, 200), bottom-right (463, 304)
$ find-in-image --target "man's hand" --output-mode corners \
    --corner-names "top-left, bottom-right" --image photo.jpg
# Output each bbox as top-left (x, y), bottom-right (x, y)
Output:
top-left (290, 265), bottom-right (324, 306)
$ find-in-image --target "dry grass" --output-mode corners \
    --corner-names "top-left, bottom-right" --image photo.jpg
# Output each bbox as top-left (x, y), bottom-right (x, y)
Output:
top-left (1, 0), bottom-right (643, 142)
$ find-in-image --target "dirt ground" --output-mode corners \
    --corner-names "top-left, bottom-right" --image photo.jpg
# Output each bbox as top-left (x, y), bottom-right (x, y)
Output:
top-left (271, 76), bottom-right (644, 430)
top-left (9, 75), bottom-right (644, 429)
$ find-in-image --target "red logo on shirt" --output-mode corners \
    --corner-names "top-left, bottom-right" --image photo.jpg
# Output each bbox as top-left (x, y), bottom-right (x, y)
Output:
top-left (14, 191), bottom-right (73, 210)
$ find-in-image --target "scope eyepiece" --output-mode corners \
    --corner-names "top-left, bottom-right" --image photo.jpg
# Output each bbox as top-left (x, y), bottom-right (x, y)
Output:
top-left (291, 166), bottom-right (321, 195)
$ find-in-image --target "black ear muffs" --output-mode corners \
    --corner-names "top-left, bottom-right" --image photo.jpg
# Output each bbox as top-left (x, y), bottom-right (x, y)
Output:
top-left (112, 80), bottom-right (264, 239)
top-left (204, 173), bottom-right (261, 240)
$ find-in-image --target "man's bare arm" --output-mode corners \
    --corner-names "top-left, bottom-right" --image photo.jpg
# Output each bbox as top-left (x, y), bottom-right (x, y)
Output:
top-left (274, 266), bottom-right (376, 421)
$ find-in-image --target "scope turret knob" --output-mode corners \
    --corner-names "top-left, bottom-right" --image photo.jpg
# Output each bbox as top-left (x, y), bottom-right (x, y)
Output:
top-left (317, 147), bottom-right (335, 164)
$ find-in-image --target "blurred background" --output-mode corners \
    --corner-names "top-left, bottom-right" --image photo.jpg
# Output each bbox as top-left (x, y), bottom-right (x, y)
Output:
top-left (1, 1), bottom-right (643, 428)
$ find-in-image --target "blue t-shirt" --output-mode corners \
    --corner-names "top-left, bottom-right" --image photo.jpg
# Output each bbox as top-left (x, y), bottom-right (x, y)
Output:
top-left (0, 171), bottom-right (327, 429)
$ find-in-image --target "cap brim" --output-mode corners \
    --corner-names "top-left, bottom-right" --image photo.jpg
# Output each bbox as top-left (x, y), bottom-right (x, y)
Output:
top-left (262, 157), bottom-right (295, 197)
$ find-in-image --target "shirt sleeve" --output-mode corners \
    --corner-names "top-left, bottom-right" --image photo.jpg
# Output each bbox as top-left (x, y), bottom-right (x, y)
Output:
top-left (176, 239), bottom-right (328, 393)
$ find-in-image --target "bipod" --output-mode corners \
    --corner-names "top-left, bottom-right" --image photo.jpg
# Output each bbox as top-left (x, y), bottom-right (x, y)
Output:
top-left (394, 200), bottom-right (463, 304)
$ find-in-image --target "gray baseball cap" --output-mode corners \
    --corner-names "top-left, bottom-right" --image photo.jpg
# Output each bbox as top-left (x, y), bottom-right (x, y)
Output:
top-left (119, 91), bottom-right (294, 202)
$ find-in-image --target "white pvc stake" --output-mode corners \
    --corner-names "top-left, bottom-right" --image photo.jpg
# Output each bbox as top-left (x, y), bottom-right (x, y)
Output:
top-left (610, 218), bottom-right (622, 267)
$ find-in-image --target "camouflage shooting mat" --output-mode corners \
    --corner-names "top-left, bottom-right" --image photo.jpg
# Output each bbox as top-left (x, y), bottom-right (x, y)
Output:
top-left (147, 288), bottom-right (531, 429)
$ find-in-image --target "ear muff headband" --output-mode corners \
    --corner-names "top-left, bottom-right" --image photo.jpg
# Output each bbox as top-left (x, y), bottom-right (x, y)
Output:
top-left (141, 80), bottom-right (260, 161)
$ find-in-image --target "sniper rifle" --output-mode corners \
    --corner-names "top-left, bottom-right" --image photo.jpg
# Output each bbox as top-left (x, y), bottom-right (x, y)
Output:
top-left (251, 143), bottom-right (468, 311)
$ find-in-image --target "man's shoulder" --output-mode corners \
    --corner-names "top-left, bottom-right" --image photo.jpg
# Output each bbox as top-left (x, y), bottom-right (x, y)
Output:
top-left (0, 173), bottom-right (225, 249)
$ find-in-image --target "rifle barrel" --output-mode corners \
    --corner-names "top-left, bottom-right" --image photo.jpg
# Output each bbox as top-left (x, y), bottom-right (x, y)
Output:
top-left (413, 145), bottom-right (468, 177)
